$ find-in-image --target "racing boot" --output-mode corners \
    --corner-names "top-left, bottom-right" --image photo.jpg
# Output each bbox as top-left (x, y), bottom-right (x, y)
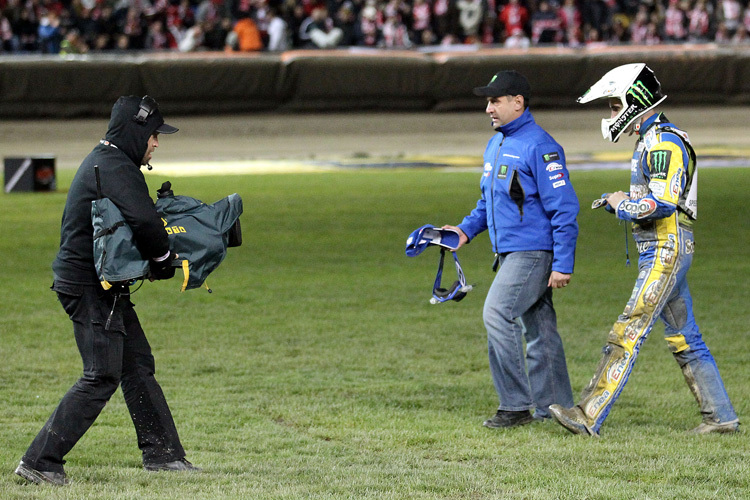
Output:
top-left (678, 360), bottom-right (740, 435)
top-left (689, 419), bottom-right (740, 434)
top-left (551, 338), bottom-right (628, 437)
top-left (578, 338), bottom-right (627, 402)
top-left (549, 405), bottom-right (599, 437)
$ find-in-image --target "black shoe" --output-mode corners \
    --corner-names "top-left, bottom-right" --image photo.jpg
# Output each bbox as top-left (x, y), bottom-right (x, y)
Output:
top-left (483, 410), bottom-right (535, 429)
top-left (15, 461), bottom-right (68, 486)
top-left (144, 458), bottom-right (201, 472)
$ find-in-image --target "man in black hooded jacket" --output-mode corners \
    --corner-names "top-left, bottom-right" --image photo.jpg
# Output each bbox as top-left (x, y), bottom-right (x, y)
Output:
top-left (15, 96), bottom-right (199, 486)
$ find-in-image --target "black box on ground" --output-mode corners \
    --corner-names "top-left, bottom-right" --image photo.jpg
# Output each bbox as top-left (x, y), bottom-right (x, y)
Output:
top-left (4, 156), bottom-right (56, 193)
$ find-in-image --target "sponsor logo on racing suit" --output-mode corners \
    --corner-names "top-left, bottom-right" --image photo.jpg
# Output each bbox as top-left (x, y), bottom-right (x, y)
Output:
top-left (585, 390), bottom-right (612, 418)
top-left (607, 352), bottom-right (631, 383)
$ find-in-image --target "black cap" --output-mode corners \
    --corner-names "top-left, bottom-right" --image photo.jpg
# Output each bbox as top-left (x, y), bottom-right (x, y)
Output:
top-left (130, 95), bottom-right (178, 134)
top-left (473, 70), bottom-right (531, 99)
top-left (156, 121), bottom-right (178, 134)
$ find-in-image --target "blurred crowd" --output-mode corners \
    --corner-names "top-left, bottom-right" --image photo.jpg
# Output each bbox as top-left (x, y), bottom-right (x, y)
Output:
top-left (1, 0), bottom-right (750, 55)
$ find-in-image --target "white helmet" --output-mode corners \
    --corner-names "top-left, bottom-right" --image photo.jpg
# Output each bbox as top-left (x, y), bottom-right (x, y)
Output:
top-left (578, 63), bottom-right (667, 142)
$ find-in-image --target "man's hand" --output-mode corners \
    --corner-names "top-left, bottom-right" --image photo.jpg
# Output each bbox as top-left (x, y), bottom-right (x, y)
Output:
top-left (149, 251), bottom-right (178, 281)
top-left (441, 225), bottom-right (469, 249)
top-left (605, 191), bottom-right (629, 210)
top-left (548, 271), bottom-right (571, 289)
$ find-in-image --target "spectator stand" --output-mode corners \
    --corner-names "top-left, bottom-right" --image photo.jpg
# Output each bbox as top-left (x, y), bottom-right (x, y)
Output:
top-left (2, 42), bottom-right (750, 117)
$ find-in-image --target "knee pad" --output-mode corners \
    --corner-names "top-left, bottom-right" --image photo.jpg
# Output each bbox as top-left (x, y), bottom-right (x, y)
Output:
top-left (662, 296), bottom-right (688, 331)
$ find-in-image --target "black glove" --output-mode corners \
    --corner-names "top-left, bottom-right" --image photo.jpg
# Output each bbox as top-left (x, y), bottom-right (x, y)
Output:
top-left (157, 181), bottom-right (174, 199)
top-left (149, 251), bottom-right (178, 280)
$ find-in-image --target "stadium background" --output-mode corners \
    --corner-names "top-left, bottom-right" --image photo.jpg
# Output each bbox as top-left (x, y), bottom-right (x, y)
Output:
top-left (2, 43), bottom-right (750, 499)
top-left (2, 46), bottom-right (750, 168)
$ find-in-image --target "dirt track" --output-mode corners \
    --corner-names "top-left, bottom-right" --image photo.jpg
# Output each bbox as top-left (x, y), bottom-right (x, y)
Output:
top-left (2, 107), bottom-right (749, 170)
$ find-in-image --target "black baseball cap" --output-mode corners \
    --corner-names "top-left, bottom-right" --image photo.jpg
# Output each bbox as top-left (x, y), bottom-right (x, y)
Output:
top-left (473, 70), bottom-right (531, 99)
top-left (156, 121), bottom-right (179, 134)
top-left (122, 95), bottom-right (179, 134)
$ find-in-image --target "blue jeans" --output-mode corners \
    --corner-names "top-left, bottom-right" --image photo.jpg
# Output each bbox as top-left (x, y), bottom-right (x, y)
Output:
top-left (483, 251), bottom-right (574, 419)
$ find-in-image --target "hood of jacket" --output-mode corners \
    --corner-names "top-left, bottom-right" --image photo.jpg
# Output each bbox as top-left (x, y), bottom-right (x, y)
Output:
top-left (103, 96), bottom-right (170, 166)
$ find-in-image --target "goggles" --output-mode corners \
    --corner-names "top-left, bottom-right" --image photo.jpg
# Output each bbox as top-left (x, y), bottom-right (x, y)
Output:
top-left (405, 224), bottom-right (461, 256)
top-left (405, 224), bottom-right (472, 304)
top-left (430, 248), bottom-right (472, 304)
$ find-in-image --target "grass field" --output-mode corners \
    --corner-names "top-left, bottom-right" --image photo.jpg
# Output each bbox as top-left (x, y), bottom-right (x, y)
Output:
top-left (1, 167), bottom-right (749, 500)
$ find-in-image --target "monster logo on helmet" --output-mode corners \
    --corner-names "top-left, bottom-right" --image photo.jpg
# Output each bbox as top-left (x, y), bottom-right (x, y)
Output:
top-left (577, 63), bottom-right (667, 142)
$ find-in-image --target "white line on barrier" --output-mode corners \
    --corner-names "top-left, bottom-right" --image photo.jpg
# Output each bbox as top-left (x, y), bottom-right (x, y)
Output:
top-left (4, 158), bottom-right (32, 193)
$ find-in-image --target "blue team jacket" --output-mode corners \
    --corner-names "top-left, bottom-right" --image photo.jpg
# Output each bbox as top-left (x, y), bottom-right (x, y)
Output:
top-left (457, 108), bottom-right (579, 274)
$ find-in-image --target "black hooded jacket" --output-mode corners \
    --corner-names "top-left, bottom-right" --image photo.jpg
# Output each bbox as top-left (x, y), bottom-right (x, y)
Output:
top-left (52, 96), bottom-right (172, 284)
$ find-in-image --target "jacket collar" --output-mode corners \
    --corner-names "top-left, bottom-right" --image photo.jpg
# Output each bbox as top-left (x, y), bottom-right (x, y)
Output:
top-left (639, 112), bottom-right (668, 137)
top-left (498, 107), bottom-right (534, 136)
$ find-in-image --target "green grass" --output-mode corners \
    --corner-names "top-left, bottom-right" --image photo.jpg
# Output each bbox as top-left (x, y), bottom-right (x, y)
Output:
top-left (1, 167), bottom-right (749, 499)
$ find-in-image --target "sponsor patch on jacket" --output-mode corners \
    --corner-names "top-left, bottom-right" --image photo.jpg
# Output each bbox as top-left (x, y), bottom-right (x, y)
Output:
top-left (648, 180), bottom-right (666, 197)
top-left (483, 162), bottom-right (492, 177)
top-left (546, 162), bottom-right (563, 172)
top-left (543, 152), bottom-right (560, 162)
top-left (621, 198), bottom-right (657, 217)
top-left (497, 165), bottom-right (508, 179)
top-left (649, 150), bottom-right (671, 180)
top-left (644, 128), bottom-right (659, 150)
top-left (669, 168), bottom-right (682, 198)
top-left (549, 173), bottom-right (564, 181)
top-left (553, 180), bottom-right (566, 188)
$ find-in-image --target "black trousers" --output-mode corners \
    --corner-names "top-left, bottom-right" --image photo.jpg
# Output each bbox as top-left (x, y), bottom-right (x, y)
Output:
top-left (22, 281), bottom-right (185, 473)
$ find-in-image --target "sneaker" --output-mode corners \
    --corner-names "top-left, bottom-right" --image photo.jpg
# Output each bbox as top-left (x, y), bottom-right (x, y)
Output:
top-left (144, 458), bottom-right (201, 472)
top-left (483, 410), bottom-right (535, 429)
top-left (549, 404), bottom-right (599, 437)
top-left (689, 419), bottom-right (740, 435)
top-left (14, 461), bottom-right (68, 486)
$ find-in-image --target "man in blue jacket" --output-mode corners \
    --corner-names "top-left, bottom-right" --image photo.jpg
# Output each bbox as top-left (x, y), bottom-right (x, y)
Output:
top-left (443, 70), bottom-right (579, 428)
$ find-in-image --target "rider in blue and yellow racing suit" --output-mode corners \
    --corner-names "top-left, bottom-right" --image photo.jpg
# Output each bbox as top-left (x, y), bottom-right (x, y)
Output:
top-left (550, 63), bottom-right (739, 436)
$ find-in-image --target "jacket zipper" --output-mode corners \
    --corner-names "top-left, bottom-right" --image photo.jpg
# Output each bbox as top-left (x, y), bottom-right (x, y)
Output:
top-left (489, 135), bottom-right (505, 254)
